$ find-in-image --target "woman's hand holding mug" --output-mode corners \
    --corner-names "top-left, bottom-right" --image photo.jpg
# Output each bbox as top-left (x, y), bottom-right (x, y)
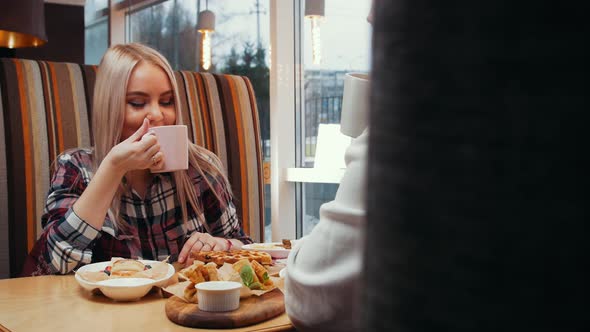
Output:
top-left (105, 118), bottom-right (164, 173)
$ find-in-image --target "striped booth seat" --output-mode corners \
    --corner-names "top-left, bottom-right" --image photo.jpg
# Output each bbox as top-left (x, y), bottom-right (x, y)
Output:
top-left (0, 58), bottom-right (264, 278)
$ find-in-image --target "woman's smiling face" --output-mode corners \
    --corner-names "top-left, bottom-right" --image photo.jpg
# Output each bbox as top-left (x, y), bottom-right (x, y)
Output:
top-left (121, 61), bottom-right (176, 140)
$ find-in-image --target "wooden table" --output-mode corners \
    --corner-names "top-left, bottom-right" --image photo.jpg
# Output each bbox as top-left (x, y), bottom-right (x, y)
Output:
top-left (0, 276), bottom-right (294, 332)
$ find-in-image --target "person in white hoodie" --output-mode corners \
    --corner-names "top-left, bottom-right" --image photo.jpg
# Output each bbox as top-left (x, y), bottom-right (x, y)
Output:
top-left (284, 6), bottom-right (373, 327)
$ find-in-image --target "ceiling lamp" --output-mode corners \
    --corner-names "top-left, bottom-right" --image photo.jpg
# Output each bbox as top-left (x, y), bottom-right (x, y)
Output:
top-left (0, 0), bottom-right (48, 48)
top-left (305, 0), bottom-right (324, 65)
top-left (197, 2), bottom-right (215, 71)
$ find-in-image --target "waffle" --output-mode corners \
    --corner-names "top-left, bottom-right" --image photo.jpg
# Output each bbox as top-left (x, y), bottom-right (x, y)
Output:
top-left (191, 249), bottom-right (273, 266)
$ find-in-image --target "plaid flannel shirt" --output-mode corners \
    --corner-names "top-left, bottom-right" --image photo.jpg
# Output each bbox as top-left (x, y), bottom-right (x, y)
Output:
top-left (33, 148), bottom-right (251, 275)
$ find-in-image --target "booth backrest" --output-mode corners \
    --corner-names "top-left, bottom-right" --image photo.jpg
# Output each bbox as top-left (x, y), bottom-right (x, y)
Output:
top-left (0, 58), bottom-right (264, 278)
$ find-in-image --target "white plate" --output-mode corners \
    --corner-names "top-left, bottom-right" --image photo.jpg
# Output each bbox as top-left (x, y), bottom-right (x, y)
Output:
top-left (242, 243), bottom-right (291, 259)
top-left (74, 260), bottom-right (174, 301)
top-left (279, 268), bottom-right (286, 278)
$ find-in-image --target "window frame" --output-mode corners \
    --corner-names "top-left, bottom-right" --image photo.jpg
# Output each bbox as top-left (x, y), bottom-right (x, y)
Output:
top-left (269, 0), bottom-right (298, 241)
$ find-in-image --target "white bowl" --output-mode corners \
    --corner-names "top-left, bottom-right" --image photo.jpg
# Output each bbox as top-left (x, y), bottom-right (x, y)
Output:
top-left (74, 260), bottom-right (175, 301)
top-left (196, 281), bottom-right (242, 312)
top-left (95, 278), bottom-right (155, 301)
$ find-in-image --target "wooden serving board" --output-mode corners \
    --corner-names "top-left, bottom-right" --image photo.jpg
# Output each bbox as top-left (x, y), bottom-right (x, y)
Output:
top-left (165, 288), bottom-right (285, 329)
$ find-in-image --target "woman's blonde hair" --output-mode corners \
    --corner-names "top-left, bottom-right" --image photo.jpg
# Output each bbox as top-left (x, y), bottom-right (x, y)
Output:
top-left (92, 43), bottom-right (230, 232)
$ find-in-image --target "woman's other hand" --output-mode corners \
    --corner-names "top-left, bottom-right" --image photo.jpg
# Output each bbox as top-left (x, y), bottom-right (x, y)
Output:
top-left (178, 232), bottom-right (230, 266)
top-left (105, 118), bottom-right (164, 173)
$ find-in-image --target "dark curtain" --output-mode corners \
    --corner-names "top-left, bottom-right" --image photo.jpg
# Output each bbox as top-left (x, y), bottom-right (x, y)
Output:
top-left (364, 0), bottom-right (588, 331)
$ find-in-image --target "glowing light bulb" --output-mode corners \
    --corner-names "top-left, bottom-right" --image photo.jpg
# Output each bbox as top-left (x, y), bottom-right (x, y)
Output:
top-left (201, 30), bottom-right (212, 71)
top-left (268, 44), bottom-right (272, 70)
top-left (310, 16), bottom-right (322, 65)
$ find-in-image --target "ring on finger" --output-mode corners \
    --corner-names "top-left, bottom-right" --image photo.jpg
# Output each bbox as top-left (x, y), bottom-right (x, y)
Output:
top-left (152, 155), bottom-right (157, 165)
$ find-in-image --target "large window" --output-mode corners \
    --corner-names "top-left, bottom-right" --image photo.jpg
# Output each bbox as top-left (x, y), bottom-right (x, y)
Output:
top-left (127, 0), bottom-right (272, 240)
top-left (297, 0), bottom-right (372, 236)
top-left (84, 0), bottom-right (371, 242)
top-left (127, 1), bottom-right (270, 73)
top-left (84, 0), bottom-right (108, 65)
top-left (128, 0), bottom-right (198, 71)
top-left (126, 1), bottom-right (269, 142)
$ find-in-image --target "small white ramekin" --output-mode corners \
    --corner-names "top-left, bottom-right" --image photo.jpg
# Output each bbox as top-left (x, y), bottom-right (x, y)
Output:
top-left (196, 281), bottom-right (242, 312)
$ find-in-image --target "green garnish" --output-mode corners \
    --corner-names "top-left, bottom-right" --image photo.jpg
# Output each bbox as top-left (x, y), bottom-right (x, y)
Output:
top-left (240, 265), bottom-right (255, 287)
top-left (240, 265), bottom-right (265, 289)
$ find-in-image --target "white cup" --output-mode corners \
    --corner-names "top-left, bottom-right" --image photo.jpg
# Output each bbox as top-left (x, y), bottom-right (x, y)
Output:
top-left (340, 72), bottom-right (370, 138)
top-left (150, 125), bottom-right (189, 173)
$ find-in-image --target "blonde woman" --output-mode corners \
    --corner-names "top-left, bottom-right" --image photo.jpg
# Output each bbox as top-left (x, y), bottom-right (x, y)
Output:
top-left (26, 43), bottom-right (251, 275)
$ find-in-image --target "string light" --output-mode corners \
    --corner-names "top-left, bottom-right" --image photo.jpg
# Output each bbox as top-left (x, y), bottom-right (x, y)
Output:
top-left (201, 30), bottom-right (212, 70)
top-left (310, 16), bottom-right (322, 65)
top-left (305, 0), bottom-right (325, 66)
top-left (268, 44), bottom-right (272, 69)
top-left (197, 1), bottom-right (215, 71)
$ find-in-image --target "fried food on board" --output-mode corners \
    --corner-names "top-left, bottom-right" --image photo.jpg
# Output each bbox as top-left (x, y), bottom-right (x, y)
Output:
top-left (251, 260), bottom-right (274, 288)
top-left (178, 261), bottom-right (222, 303)
top-left (205, 263), bottom-right (219, 281)
top-left (192, 249), bottom-right (273, 266)
top-left (183, 282), bottom-right (198, 303)
top-left (178, 261), bottom-right (220, 284)
top-left (178, 261), bottom-right (205, 283)
top-left (233, 259), bottom-right (261, 287)
top-left (232, 258), bottom-right (274, 290)
top-left (176, 256), bottom-right (276, 302)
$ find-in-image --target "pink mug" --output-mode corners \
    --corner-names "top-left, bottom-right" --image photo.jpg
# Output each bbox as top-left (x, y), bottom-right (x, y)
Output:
top-left (150, 125), bottom-right (189, 173)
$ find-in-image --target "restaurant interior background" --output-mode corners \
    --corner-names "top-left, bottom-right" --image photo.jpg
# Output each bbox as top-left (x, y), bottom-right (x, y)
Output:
top-left (2, 1), bottom-right (586, 329)
top-left (0, 0), bottom-right (372, 279)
